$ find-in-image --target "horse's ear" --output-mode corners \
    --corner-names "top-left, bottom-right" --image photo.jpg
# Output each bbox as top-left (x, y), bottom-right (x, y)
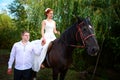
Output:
top-left (76, 16), bottom-right (83, 23)
top-left (86, 16), bottom-right (90, 21)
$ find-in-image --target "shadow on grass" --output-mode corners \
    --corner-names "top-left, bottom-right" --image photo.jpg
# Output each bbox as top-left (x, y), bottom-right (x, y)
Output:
top-left (37, 68), bottom-right (80, 80)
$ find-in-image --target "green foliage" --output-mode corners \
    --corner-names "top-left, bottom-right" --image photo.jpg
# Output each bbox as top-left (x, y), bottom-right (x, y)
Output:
top-left (0, 13), bottom-right (17, 49)
top-left (0, 0), bottom-right (120, 78)
top-left (8, 0), bottom-right (28, 31)
top-left (73, 48), bottom-right (86, 71)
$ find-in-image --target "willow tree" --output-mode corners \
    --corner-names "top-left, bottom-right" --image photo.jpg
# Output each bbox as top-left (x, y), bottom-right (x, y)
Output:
top-left (7, 0), bottom-right (120, 74)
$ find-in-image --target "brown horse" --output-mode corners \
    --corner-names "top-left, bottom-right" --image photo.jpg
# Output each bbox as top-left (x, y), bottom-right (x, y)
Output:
top-left (32, 17), bottom-right (99, 80)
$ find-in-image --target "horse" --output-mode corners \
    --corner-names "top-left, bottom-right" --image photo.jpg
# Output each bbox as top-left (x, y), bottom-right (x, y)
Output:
top-left (32, 17), bottom-right (99, 80)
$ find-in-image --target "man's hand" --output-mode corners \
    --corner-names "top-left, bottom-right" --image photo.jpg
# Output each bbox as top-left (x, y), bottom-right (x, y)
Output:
top-left (7, 68), bottom-right (12, 75)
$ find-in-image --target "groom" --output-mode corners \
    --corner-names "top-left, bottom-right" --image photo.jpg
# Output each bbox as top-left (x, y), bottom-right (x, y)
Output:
top-left (7, 30), bottom-right (46, 80)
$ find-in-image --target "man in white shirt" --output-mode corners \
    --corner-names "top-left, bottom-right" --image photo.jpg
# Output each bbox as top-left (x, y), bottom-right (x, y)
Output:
top-left (7, 31), bottom-right (45, 80)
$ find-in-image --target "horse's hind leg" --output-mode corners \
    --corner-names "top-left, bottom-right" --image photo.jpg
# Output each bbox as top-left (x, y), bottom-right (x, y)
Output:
top-left (60, 68), bottom-right (68, 80)
top-left (52, 68), bottom-right (59, 80)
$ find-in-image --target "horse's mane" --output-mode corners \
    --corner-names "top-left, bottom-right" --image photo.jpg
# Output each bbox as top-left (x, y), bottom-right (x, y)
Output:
top-left (59, 17), bottom-right (84, 45)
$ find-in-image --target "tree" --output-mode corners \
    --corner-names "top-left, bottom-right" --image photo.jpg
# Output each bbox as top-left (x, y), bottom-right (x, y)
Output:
top-left (8, 0), bottom-right (28, 32)
top-left (6, 0), bottom-right (120, 76)
top-left (0, 13), bottom-right (17, 49)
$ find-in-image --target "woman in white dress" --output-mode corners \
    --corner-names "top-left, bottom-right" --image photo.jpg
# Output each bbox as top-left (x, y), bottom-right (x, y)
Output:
top-left (32, 8), bottom-right (60, 72)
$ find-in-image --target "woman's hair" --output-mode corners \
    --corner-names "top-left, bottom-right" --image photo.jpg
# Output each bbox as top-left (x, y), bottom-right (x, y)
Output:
top-left (45, 8), bottom-right (53, 16)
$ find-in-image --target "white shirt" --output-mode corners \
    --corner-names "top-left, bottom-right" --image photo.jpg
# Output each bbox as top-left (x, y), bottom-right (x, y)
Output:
top-left (8, 41), bottom-right (43, 70)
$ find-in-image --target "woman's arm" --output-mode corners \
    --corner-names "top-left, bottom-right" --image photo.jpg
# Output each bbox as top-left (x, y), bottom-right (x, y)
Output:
top-left (53, 21), bottom-right (60, 35)
top-left (41, 20), bottom-right (46, 39)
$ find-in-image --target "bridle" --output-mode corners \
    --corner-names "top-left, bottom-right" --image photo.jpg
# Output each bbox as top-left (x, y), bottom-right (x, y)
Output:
top-left (70, 21), bottom-right (95, 48)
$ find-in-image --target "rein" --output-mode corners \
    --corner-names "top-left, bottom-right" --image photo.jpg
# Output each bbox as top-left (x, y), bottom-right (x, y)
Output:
top-left (70, 22), bottom-right (95, 48)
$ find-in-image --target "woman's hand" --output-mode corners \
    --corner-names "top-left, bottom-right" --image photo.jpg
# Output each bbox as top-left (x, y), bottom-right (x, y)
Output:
top-left (57, 31), bottom-right (60, 35)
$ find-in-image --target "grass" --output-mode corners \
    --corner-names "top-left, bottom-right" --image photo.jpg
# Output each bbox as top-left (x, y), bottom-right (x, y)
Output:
top-left (0, 49), bottom-right (79, 80)
top-left (37, 68), bottom-right (79, 80)
top-left (0, 49), bottom-right (13, 80)
top-left (0, 49), bottom-right (120, 80)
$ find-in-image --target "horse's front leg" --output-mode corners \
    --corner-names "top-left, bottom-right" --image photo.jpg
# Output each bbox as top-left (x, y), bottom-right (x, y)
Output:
top-left (52, 68), bottom-right (59, 80)
top-left (60, 68), bottom-right (68, 80)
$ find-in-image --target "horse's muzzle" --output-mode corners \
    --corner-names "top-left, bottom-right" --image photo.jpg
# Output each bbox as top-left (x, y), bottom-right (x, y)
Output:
top-left (87, 46), bottom-right (99, 56)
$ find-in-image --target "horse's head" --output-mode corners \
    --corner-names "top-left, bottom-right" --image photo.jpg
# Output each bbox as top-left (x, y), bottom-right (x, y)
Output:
top-left (76, 17), bottom-right (99, 56)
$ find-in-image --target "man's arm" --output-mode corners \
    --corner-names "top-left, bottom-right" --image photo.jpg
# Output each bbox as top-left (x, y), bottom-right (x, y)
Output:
top-left (7, 44), bottom-right (16, 74)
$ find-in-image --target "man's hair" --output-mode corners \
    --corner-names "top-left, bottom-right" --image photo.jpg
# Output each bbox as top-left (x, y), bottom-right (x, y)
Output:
top-left (21, 30), bottom-right (30, 36)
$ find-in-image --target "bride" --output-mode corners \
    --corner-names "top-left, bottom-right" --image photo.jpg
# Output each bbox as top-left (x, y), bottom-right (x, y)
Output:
top-left (32, 8), bottom-right (60, 72)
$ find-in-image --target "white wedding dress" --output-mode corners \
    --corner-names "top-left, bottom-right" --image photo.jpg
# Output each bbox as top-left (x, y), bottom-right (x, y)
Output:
top-left (31, 20), bottom-right (56, 72)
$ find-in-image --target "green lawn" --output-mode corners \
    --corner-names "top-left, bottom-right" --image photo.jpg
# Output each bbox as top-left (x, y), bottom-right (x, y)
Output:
top-left (0, 49), bottom-right (79, 80)
top-left (0, 49), bottom-right (119, 80)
